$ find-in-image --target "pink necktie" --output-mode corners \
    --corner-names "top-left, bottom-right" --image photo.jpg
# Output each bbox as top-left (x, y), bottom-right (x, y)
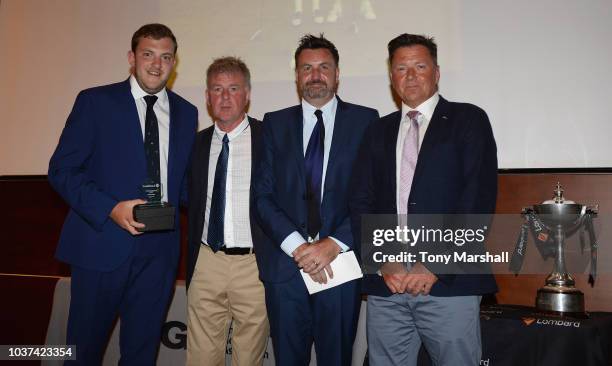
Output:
top-left (399, 110), bottom-right (420, 215)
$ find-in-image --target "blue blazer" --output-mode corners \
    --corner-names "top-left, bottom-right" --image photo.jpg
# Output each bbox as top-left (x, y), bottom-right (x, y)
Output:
top-left (253, 97), bottom-right (379, 283)
top-left (48, 79), bottom-right (197, 271)
top-left (350, 96), bottom-right (499, 297)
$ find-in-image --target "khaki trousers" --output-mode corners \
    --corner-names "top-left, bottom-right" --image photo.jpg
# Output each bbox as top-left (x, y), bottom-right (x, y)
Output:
top-left (187, 245), bottom-right (269, 366)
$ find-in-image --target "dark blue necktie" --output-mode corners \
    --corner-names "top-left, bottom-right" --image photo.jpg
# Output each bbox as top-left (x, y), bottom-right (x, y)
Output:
top-left (207, 134), bottom-right (229, 252)
top-left (305, 109), bottom-right (325, 239)
top-left (143, 95), bottom-right (161, 200)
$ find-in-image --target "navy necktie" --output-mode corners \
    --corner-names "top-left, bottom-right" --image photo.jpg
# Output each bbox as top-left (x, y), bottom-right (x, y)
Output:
top-left (144, 95), bottom-right (161, 200)
top-left (207, 134), bottom-right (229, 252)
top-left (305, 109), bottom-right (325, 239)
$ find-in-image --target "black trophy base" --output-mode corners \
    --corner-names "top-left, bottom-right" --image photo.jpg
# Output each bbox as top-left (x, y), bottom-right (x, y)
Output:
top-left (133, 202), bottom-right (175, 232)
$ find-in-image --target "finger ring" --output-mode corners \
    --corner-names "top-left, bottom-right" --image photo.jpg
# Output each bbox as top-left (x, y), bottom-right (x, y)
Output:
top-left (313, 260), bottom-right (319, 266)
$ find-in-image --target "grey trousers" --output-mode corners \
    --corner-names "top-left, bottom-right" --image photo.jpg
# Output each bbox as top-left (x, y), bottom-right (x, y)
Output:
top-left (367, 294), bottom-right (482, 366)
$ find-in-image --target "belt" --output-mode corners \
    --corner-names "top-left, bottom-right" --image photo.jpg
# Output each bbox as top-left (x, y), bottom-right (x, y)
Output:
top-left (219, 246), bottom-right (254, 255)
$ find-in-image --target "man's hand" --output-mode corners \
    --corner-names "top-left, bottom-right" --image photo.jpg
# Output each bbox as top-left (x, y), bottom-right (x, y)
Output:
top-left (292, 242), bottom-right (309, 262)
top-left (381, 262), bottom-right (410, 293)
top-left (308, 265), bottom-right (334, 284)
top-left (401, 262), bottom-right (438, 296)
top-left (293, 237), bottom-right (341, 275)
top-left (109, 199), bottom-right (147, 235)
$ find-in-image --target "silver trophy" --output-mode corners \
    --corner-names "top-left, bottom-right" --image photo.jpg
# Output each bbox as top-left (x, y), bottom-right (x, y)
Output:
top-left (518, 183), bottom-right (598, 315)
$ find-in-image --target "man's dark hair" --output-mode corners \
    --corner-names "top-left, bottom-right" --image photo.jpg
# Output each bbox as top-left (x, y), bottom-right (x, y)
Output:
top-left (294, 33), bottom-right (339, 67)
top-left (131, 23), bottom-right (178, 54)
top-left (388, 34), bottom-right (437, 65)
top-left (206, 56), bottom-right (251, 89)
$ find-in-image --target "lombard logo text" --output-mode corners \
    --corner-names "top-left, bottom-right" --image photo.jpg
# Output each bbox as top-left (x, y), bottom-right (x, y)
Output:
top-left (536, 318), bottom-right (581, 328)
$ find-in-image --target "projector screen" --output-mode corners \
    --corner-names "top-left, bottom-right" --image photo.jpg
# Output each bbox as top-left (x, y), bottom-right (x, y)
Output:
top-left (1, 0), bottom-right (611, 174)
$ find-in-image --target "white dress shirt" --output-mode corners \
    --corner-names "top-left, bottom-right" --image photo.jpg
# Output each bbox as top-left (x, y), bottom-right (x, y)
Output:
top-left (280, 96), bottom-right (349, 256)
top-left (129, 75), bottom-right (170, 202)
top-left (395, 92), bottom-right (440, 213)
top-left (202, 116), bottom-right (253, 248)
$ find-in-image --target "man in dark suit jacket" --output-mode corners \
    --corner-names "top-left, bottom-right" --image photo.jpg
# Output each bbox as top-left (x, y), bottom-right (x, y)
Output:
top-left (48, 24), bottom-right (197, 365)
top-left (350, 34), bottom-right (498, 366)
top-left (253, 34), bottom-right (378, 365)
top-left (185, 57), bottom-right (269, 366)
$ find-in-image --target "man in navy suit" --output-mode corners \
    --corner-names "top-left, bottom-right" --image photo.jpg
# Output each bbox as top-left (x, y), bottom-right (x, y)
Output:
top-left (351, 34), bottom-right (498, 365)
top-left (48, 24), bottom-right (197, 365)
top-left (253, 34), bottom-right (378, 365)
top-left (185, 57), bottom-right (269, 366)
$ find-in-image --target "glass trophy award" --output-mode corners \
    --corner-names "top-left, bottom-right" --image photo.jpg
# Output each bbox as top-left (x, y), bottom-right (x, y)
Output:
top-left (132, 179), bottom-right (175, 232)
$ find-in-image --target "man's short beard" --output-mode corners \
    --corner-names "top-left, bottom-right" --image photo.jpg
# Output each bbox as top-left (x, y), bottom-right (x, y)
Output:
top-left (302, 84), bottom-right (333, 100)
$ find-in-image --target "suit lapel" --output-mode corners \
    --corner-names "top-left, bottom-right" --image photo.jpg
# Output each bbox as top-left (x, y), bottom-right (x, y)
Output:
top-left (167, 91), bottom-right (182, 200)
top-left (249, 118), bottom-right (261, 216)
top-left (412, 96), bottom-right (450, 189)
top-left (249, 117), bottom-right (261, 181)
top-left (324, 97), bottom-right (348, 181)
top-left (199, 128), bottom-right (214, 216)
top-left (292, 106), bottom-right (306, 184)
top-left (386, 111), bottom-right (402, 196)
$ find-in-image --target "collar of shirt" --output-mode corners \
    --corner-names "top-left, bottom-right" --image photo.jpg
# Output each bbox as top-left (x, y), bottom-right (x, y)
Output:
top-left (301, 96), bottom-right (337, 154)
top-left (214, 115), bottom-right (250, 142)
top-left (400, 92), bottom-right (439, 126)
top-left (129, 74), bottom-right (169, 107)
top-left (301, 95), bottom-right (337, 126)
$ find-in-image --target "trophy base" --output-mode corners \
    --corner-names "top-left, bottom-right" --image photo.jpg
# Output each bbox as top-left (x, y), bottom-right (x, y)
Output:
top-left (536, 286), bottom-right (585, 316)
top-left (133, 202), bottom-right (175, 232)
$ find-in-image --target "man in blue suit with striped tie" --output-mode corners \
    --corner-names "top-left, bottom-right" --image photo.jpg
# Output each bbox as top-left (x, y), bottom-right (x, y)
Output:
top-left (253, 34), bottom-right (378, 365)
top-left (48, 24), bottom-right (197, 365)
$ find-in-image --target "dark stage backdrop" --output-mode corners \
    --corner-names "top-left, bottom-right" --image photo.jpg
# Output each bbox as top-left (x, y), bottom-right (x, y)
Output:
top-left (2, 170), bottom-right (612, 310)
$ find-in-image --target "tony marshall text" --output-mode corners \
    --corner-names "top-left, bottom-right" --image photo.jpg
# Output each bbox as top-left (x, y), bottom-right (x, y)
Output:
top-left (372, 251), bottom-right (509, 264)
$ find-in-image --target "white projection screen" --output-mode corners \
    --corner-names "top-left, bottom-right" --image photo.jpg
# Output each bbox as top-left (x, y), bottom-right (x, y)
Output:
top-left (1, 0), bottom-right (611, 174)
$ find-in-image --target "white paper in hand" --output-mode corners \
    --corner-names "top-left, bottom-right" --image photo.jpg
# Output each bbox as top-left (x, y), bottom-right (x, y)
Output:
top-left (300, 251), bottom-right (363, 294)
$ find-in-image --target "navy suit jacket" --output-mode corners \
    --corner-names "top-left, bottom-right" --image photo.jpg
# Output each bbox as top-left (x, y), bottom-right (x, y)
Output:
top-left (351, 96), bottom-right (499, 297)
top-left (185, 117), bottom-right (269, 289)
top-left (49, 79), bottom-right (197, 271)
top-left (253, 97), bottom-right (379, 283)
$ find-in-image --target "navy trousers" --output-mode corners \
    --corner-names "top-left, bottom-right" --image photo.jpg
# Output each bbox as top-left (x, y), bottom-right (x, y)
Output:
top-left (264, 272), bottom-right (361, 366)
top-left (65, 248), bottom-right (176, 366)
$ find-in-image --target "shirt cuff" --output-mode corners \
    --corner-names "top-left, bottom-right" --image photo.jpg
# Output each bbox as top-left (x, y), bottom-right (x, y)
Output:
top-left (328, 236), bottom-right (349, 252)
top-left (280, 231), bottom-right (307, 257)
